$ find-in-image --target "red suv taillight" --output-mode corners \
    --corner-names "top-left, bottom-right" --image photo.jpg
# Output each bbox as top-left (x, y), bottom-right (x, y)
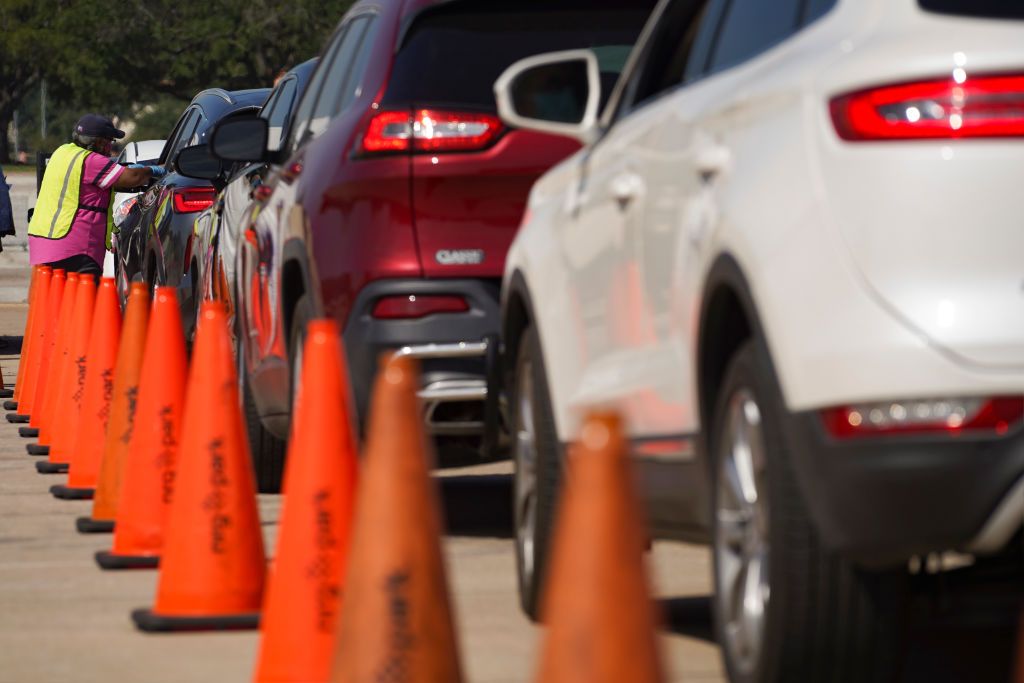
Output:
top-left (361, 109), bottom-right (504, 154)
top-left (172, 187), bottom-right (216, 213)
top-left (371, 294), bottom-right (469, 319)
top-left (830, 73), bottom-right (1024, 141)
top-left (821, 397), bottom-right (1024, 438)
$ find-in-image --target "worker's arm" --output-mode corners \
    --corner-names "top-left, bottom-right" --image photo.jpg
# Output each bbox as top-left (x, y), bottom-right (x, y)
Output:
top-left (111, 165), bottom-right (166, 191)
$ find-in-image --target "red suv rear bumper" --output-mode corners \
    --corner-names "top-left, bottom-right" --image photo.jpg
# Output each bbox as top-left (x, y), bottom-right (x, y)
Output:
top-left (342, 278), bottom-right (504, 462)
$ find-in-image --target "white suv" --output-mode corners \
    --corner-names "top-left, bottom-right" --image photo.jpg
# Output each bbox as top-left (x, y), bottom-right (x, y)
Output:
top-left (495, 0), bottom-right (1024, 680)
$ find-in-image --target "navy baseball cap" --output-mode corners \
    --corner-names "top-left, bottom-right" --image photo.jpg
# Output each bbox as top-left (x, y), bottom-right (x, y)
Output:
top-left (75, 114), bottom-right (125, 140)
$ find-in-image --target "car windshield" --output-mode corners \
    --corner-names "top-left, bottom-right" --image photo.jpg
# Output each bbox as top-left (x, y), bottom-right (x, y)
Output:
top-left (383, 0), bottom-right (653, 112)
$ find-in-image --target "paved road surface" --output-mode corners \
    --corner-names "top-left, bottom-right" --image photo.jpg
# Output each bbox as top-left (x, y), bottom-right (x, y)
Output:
top-left (0, 262), bottom-right (1018, 683)
top-left (0, 296), bottom-right (726, 683)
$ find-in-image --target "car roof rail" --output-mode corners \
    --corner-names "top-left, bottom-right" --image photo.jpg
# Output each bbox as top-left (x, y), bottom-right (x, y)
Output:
top-left (194, 88), bottom-right (234, 104)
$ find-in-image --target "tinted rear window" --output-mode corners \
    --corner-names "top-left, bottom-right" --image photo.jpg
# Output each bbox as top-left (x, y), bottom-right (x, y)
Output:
top-left (919, 0), bottom-right (1024, 19)
top-left (383, 0), bottom-right (654, 111)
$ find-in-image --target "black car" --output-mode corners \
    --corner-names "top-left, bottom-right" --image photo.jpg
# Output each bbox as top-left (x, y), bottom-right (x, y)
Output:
top-left (115, 87), bottom-right (269, 340)
top-left (176, 60), bottom-right (318, 345)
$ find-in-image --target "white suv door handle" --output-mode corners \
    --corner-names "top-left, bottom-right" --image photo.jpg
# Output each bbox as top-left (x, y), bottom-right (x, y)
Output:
top-left (695, 145), bottom-right (731, 180)
top-left (609, 172), bottom-right (644, 208)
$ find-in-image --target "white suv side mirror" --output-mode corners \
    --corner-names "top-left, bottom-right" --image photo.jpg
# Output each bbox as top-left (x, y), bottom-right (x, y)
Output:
top-left (494, 49), bottom-right (601, 146)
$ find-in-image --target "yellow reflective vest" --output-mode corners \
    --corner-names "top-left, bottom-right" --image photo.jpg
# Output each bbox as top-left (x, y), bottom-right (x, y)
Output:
top-left (28, 142), bottom-right (115, 246)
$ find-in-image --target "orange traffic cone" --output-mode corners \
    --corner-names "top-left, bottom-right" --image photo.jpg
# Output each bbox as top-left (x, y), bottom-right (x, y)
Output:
top-left (22, 269), bottom-right (67, 438)
top-left (254, 320), bottom-right (359, 682)
top-left (329, 354), bottom-right (464, 683)
top-left (532, 412), bottom-right (665, 683)
top-left (5, 265), bottom-right (40, 411)
top-left (96, 287), bottom-right (187, 569)
top-left (11, 267), bottom-right (56, 425)
top-left (26, 272), bottom-right (80, 456)
top-left (8, 266), bottom-right (48, 421)
top-left (36, 275), bottom-right (96, 475)
top-left (77, 282), bottom-right (150, 533)
top-left (132, 302), bottom-right (265, 631)
top-left (52, 278), bottom-right (122, 500)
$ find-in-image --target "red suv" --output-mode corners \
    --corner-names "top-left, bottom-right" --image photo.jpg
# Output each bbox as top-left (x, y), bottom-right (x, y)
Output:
top-left (211, 0), bottom-right (654, 490)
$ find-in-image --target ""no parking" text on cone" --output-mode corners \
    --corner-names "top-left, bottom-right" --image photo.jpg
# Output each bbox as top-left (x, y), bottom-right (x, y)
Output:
top-left (132, 302), bottom-right (265, 631)
top-left (330, 354), bottom-right (464, 683)
top-left (254, 320), bottom-right (359, 682)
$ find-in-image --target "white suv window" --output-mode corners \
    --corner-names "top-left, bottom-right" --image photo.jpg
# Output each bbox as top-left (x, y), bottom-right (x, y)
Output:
top-left (706, 0), bottom-right (802, 73)
top-left (612, 0), bottom-right (718, 117)
top-left (803, 0), bottom-right (838, 24)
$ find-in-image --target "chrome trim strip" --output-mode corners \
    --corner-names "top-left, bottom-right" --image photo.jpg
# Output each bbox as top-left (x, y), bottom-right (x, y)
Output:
top-left (964, 476), bottom-right (1024, 554)
top-left (393, 340), bottom-right (488, 360)
top-left (419, 379), bottom-right (487, 403)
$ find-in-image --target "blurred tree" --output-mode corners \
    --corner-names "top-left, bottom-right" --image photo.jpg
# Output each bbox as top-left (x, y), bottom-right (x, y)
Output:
top-left (0, 0), bottom-right (59, 163)
top-left (1, 0), bottom-right (354, 162)
top-left (135, 0), bottom-right (354, 97)
top-left (128, 95), bottom-right (190, 142)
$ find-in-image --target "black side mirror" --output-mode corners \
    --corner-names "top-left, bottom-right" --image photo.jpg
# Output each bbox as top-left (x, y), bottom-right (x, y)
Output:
top-left (211, 116), bottom-right (269, 163)
top-left (176, 144), bottom-right (223, 180)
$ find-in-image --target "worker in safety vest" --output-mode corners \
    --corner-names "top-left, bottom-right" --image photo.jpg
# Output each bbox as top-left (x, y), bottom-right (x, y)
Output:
top-left (28, 114), bottom-right (165, 276)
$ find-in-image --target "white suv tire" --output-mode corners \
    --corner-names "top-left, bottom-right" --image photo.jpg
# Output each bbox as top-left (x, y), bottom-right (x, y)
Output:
top-left (711, 341), bottom-right (907, 683)
top-left (511, 325), bottom-right (562, 620)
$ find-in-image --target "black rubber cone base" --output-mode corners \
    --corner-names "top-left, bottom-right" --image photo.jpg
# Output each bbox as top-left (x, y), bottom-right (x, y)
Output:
top-left (4, 400), bottom-right (17, 411)
top-left (76, 517), bottom-right (115, 534)
top-left (18, 427), bottom-right (38, 438)
top-left (26, 443), bottom-right (49, 456)
top-left (36, 461), bottom-right (68, 474)
top-left (6, 413), bottom-right (29, 423)
top-left (131, 608), bottom-right (260, 632)
top-left (0, 389), bottom-right (12, 398)
top-left (95, 550), bottom-right (159, 570)
top-left (50, 484), bottom-right (94, 500)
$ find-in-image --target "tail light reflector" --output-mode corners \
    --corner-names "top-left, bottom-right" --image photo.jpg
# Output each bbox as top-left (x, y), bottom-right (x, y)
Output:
top-left (372, 294), bottom-right (469, 319)
top-left (821, 397), bottom-right (1024, 438)
top-left (361, 109), bottom-right (503, 154)
top-left (172, 187), bottom-right (216, 213)
top-left (182, 233), bottom-right (195, 275)
top-left (113, 196), bottom-right (137, 228)
top-left (830, 73), bottom-right (1024, 140)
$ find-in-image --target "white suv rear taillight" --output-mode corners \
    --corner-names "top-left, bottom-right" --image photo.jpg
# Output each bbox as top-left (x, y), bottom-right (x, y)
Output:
top-left (821, 397), bottom-right (1024, 438)
top-left (830, 73), bottom-right (1024, 140)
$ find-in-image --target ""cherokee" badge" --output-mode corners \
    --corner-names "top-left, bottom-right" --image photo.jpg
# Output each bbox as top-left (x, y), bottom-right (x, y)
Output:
top-left (435, 249), bottom-right (484, 265)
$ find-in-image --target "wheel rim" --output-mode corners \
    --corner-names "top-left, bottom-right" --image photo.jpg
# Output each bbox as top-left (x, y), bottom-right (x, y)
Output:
top-left (513, 360), bottom-right (538, 585)
top-left (714, 388), bottom-right (770, 677)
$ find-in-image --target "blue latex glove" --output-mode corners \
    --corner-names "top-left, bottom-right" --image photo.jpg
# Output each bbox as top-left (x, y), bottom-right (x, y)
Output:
top-left (127, 163), bottom-right (146, 169)
top-left (148, 165), bottom-right (167, 178)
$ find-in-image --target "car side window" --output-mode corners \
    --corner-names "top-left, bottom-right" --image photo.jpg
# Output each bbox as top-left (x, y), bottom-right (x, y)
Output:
top-left (802, 0), bottom-right (838, 25)
top-left (261, 77), bottom-right (298, 152)
top-left (288, 24), bottom-right (350, 155)
top-left (305, 15), bottom-right (372, 140)
top-left (164, 108), bottom-right (202, 169)
top-left (334, 17), bottom-right (377, 114)
top-left (259, 87), bottom-right (284, 125)
top-left (187, 111), bottom-right (208, 147)
top-left (705, 0), bottom-right (802, 74)
top-left (683, 0), bottom-right (729, 82)
top-left (159, 107), bottom-right (198, 165)
top-left (615, 0), bottom-right (718, 116)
